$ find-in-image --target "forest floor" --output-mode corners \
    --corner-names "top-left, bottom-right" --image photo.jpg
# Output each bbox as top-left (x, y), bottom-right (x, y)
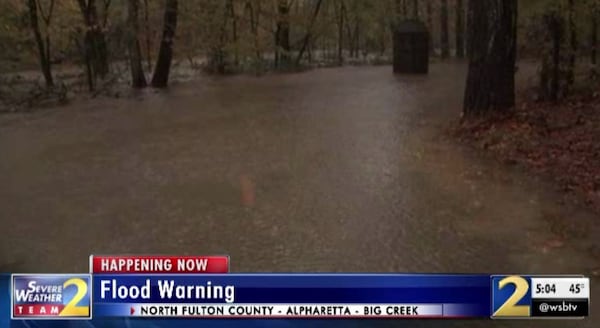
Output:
top-left (455, 92), bottom-right (600, 214)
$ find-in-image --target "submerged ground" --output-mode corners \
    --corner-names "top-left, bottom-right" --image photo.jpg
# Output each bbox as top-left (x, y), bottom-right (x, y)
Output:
top-left (0, 63), bottom-right (598, 327)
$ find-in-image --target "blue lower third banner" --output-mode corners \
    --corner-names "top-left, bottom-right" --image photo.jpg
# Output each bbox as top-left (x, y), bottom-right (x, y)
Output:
top-left (1, 273), bottom-right (589, 328)
top-left (91, 274), bottom-right (490, 318)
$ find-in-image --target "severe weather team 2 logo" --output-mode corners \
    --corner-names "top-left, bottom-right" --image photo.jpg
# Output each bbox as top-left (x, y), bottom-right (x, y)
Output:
top-left (12, 274), bottom-right (91, 319)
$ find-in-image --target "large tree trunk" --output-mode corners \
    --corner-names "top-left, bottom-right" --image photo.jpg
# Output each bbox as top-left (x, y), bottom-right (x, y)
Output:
top-left (27, 0), bottom-right (54, 87)
top-left (463, 0), bottom-right (517, 116)
top-left (127, 0), bottom-right (146, 88)
top-left (151, 0), bottom-right (178, 88)
top-left (440, 0), bottom-right (450, 58)
top-left (455, 0), bottom-right (465, 58)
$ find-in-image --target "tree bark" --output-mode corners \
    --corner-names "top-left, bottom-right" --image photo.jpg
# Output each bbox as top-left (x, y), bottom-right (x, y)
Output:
top-left (27, 0), bottom-right (54, 87)
top-left (455, 0), bottom-right (465, 58)
top-left (440, 0), bottom-right (450, 58)
top-left (151, 0), bottom-right (178, 88)
top-left (463, 0), bottom-right (517, 116)
top-left (127, 0), bottom-right (146, 88)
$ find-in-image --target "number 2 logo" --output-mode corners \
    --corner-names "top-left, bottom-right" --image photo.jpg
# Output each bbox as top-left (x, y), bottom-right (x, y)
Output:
top-left (493, 276), bottom-right (530, 317)
top-left (60, 278), bottom-right (90, 316)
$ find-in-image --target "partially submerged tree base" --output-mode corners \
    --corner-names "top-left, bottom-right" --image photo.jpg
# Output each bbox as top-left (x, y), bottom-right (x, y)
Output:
top-left (151, 0), bottom-right (178, 88)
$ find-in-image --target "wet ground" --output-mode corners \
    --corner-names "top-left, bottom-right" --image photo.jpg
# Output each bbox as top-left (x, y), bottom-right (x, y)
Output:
top-left (0, 63), bottom-right (598, 327)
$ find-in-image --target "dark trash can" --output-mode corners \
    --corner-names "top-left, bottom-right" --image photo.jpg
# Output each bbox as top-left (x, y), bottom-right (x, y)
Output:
top-left (393, 20), bottom-right (429, 74)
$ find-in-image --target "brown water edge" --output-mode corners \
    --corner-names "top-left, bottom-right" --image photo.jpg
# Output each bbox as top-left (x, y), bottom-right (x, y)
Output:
top-left (0, 63), bottom-right (598, 327)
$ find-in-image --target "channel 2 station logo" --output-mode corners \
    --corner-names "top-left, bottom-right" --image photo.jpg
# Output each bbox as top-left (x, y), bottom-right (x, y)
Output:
top-left (11, 274), bottom-right (92, 319)
top-left (491, 275), bottom-right (590, 319)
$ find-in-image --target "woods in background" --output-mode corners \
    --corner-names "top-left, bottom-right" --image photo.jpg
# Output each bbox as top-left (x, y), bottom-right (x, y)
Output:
top-left (2, 0), bottom-right (472, 88)
top-left (0, 0), bottom-right (598, 111)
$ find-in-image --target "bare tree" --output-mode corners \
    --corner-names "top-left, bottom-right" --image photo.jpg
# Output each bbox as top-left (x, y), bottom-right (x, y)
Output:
top-left (127, 0), bottom-right (146, 88)
top-left (151, 0), bottom-right (178, 88)
top-left (27, 0), bottom-right (55, 87)
top-left (463, 0), bottom-right (518, 115)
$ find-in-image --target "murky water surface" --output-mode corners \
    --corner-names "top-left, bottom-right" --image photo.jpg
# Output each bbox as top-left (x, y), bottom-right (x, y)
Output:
top-left (0, 63), bottom-right (597, 327)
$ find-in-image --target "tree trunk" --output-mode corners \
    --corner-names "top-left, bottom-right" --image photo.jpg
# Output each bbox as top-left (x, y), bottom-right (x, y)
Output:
top-left (275, 0), bottom-right (290, 68)
top-left (455, 0), bottom-right (465, 58)
top-left (127, 0), bottom-right (147, 88)
top-left (550, 13), bottom-right (563, 102)
top-left (229, 0), bottom-right (238, 66)
top-left (539, 12), bottom-right (563, 103)
top-left (77, 0), bottom-right (110, 90)
top-left (27, 0), bottom-right (54, 87)
top-left (143, 0), bottom-right (153, 72)
top-left (246, 1), bottom-right (262, 62)
top-left (151, 0), bottom-right (178, 88)
top-left (440, 0), bottom-right (450, 58)
top-left (592, 7), bottom-right (598, 65)
top-left (426, 0), bottom-right (433, 53)
top-left (336, 0), bottom-right (345, 65)
top-left (213, 1), bottom-right (229, 74)
top-left (566, 0), bottom-right (576, 92)
top-left (352, 18), bottom-right (360, 58)
top-left (295, 0), bottom-right (323, 66)
top-left (463, 0), bottom-right (517, 116)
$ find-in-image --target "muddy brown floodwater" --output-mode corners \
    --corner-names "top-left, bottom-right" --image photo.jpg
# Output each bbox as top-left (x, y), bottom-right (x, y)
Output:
top-left (0, 63), bottom-right (598, 327)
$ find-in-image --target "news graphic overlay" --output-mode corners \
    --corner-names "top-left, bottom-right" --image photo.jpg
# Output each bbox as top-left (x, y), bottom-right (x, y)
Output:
top-left (491, 275), bottom-right (589, 318)
top-left (90, 255), bottom-right (230, 274)
top-left (91, 274), bottom-right (492, 318)
top-left (11, 274), bottom-right (91, 319)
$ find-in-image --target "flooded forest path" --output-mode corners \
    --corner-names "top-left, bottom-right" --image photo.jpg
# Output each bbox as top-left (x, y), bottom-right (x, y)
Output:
top-left (0, 63), bottom-right (598, 326)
